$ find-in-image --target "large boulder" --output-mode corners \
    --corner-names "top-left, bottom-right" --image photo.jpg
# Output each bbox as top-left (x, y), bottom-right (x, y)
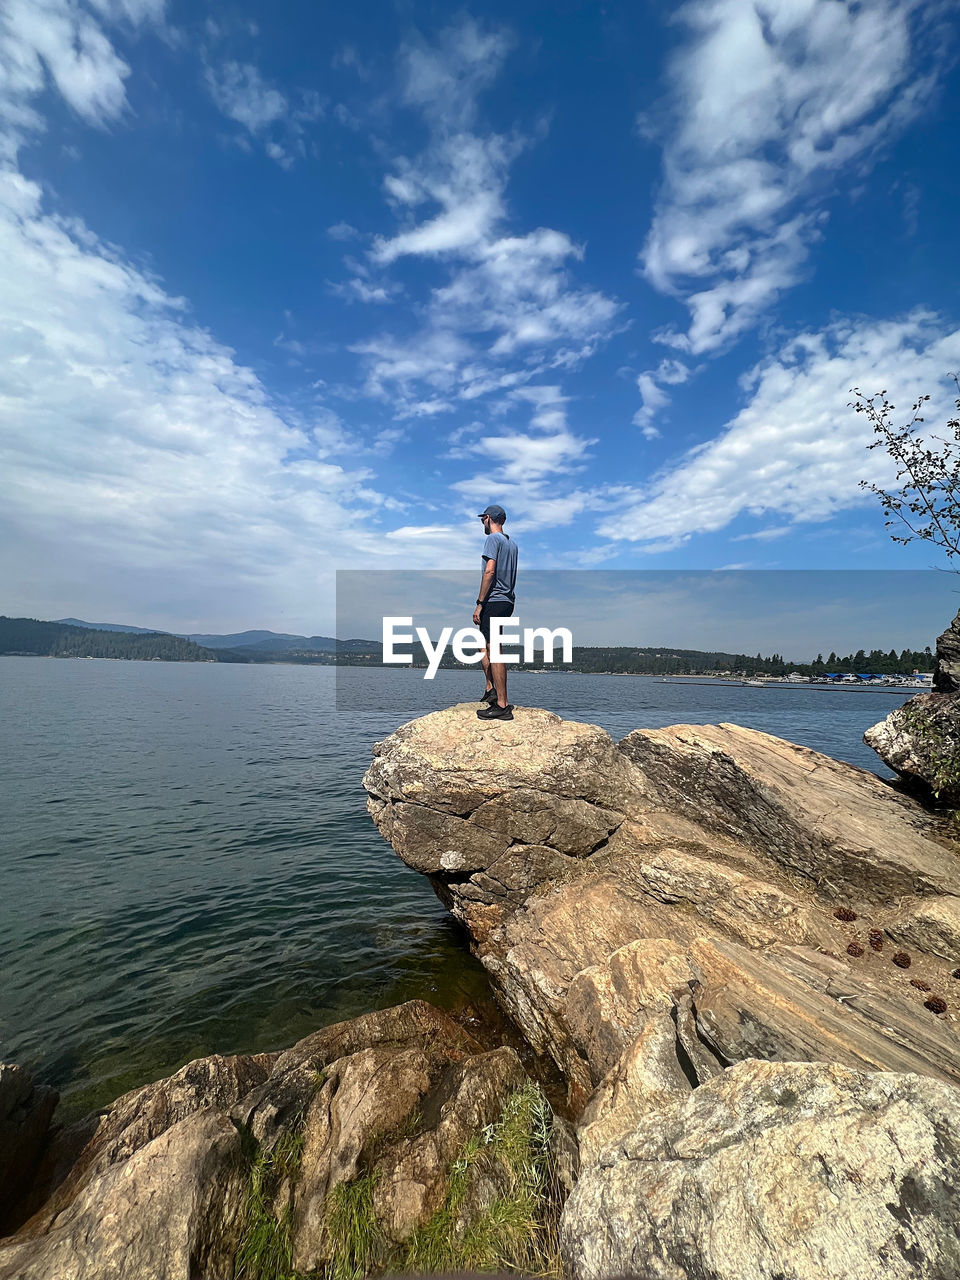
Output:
top-left (865, 606), bottom-right (960, 806)
top-left (0, 1109), bottom-right (249, 1280)
top-left (230, 1000), bottom-right (560, 1277)
top-left (864, 690), bottom-right (960, 807)
top-left (0, 1052), bottom-right (276, 1280)
top-left (12, 1051), bottom-right (277, 1240)
top-left (365, 705), bottom-right (960, 1107)
top-left (563, 1057), bottom-right (960, 1280)
top-left (934, 606), bottom-right (960, 693)
top-left (1, 1002), bottom-right (562, 1280)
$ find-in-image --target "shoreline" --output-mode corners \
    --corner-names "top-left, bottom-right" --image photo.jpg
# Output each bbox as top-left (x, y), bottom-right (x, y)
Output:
top-left (0, 653), bottom-right (930, 693)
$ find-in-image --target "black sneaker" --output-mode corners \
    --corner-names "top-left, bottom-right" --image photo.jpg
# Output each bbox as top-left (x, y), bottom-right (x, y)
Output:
top-left (480, 688), bottom-right (498, 705)
top-left (476, 703), bottom-right (514, 720)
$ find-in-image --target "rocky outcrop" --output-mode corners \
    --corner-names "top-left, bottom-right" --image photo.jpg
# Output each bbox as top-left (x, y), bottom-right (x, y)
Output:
top-left (0, 1002), bottom-right (562, 1280)
top-left (0, 1064), bottom-right (58, 1236)
top-left (6, 698), bottom-right (960, 1280)
top-left (365, 705), bottom-right (960, 1102)
top-left (7, 1050), bottom-right (278, 1241)
top-left (565, 1057), bottom-right (960, 1280)
top-left (865, 690), bottom-right (960, 807)
top-left (934, 605), bottom-right (960, 692)
top-left (229, 1000), bottom-right (555, 1276)
top-left (865, 607), bottom-right (960, 806)
top-left (365, 703), bottom-right (960, 1278)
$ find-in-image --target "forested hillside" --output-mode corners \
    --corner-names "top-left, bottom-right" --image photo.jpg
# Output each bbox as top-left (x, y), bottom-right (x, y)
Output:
top-left (0, 617), bottom-right (218, 661)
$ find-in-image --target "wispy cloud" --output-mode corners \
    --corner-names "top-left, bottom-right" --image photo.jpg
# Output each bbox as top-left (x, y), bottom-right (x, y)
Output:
top-left (634, 357), bottom-right (691, 437)
top-left (399, 19), bottom-right (513, 130)
top-left (205, 60), bottom-right (287, 131)
top-left (0, 0), bottom-right (167, 155)
top-left (334, 19), bottom-right (623, 431)
top-left (203, 55), bottom-right (323, 166)
top-left (641, 0), bottom-right (941, 357)
top-left (327, 221), bottom-right (359, 241)
top-left (449, 385), bottom-right (600, 531)
top-left (599, 310), bottom-right (960, 547)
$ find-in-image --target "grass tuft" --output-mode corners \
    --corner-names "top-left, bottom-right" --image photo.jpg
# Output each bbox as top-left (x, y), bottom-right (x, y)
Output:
top-left (323, 1170), bottom-right (389, 1280)
top-left (234, 1105), bottom-right (313, 1280)
top-left (400, 1080), bottom-right (563, 1278)
top-left (234, 1142), bottom-right (300, 1280)
top-left (234, 1078), bottom-right (563, 1280)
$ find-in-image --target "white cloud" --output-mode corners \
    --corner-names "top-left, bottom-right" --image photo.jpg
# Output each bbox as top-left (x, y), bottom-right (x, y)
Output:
top-left (205, 60), bottom-right (287, 132)
top-left (203, 55), bottom-right (324, 166)
top-left (0, 0), bottom-right (159, 155)
top-left (633, 357), bottom-right (691, 436)
top-left (599, 310), bottom-right (960, 546)
top-left (327, 221), bottom-right (358, 241)
top-left (436, 228), bottom-right (622, 360)
top-left (511, 385), bottom-right (568, 432)
top-left (473, 428), bottom-right (593, 482)
top-left (448, 386), bottom-right (599, 532)
top-left (372, 133), bottom-right (511, 264)
top-left (0, 163), bottom-right (442, 629)
top-left (731, 525), bottom-right (792, 542)
top-left (642, 0), bottom-right (941, 355)
top-left (336, 20), bottom-right (622, 420)
top-left (329, 277), bottom-right (396, 304)
top-left (399, 18), bottom-right (512, 129)
top-left (265, 140), bottom-right (291, 168)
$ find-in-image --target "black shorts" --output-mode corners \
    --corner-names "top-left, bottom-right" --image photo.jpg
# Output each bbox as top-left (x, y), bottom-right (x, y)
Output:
top-left (479, 600), bottom-right (514, 644)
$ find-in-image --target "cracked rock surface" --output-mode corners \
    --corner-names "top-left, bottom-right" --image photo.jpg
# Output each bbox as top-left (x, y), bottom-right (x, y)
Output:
top-left (365, 703), bottom-right (960, 1276)
top-left (0, 1002), bottom-right (553, 1280)
top-left (365, 703), bottom-right (960, 1099)
top-left (564, 1056), bottom-right (960, 1280)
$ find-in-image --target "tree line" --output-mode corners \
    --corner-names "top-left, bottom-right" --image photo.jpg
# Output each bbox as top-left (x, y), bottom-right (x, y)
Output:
top-left (0, 618), bottom-right (936, 675)
top-left (0, 617), bottom-right (217, 662)
top-left (313, 642), bottom-right (934, 675)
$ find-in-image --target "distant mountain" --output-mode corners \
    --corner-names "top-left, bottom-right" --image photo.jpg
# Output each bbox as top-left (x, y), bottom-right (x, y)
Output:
top-left (56, 617), bottom-right (161, 635)
top-left (1, 617), bottom-right (217, 662)
top-left (185, 629), bottom-right (307, 649)
top-left (236, 634), bottom-right (380, 653)
top-left (51, 619), bottom-right (381, 654)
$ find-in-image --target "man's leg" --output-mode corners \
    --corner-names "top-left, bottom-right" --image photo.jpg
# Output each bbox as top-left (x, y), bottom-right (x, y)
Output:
top-left (490, 658), bottom-right (508, 707)
top-left (479, 647), bottom-right (494, 693)
top-left (489, 604), bottom-right (511, 706)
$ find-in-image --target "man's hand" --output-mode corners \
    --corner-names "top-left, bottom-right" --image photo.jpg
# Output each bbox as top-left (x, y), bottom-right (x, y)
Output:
top-left (472, 605), bottom-right (482, 626)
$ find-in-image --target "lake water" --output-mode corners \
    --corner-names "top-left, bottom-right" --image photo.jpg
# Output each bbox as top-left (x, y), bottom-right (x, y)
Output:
top-left (0, 656), bottom-right (913, 1117)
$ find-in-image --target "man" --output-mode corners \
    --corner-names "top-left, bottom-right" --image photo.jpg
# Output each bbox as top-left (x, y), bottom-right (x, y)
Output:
top-left (473, 503), bottom-right (518, 720)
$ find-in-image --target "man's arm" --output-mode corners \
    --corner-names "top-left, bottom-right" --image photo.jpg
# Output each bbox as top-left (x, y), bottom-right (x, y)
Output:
top-left (472, 558), bottom-right (496, 625)
top-left (477, 558), bottom-right (496, 603)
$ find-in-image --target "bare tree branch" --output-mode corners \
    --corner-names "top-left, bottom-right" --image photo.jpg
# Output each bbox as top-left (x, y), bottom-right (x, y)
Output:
top-left (852, 377), bottom-right (960, 564)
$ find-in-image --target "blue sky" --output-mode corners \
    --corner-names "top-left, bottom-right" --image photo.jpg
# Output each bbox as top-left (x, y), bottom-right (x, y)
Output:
top-left (2, 0), bottom-right (960, 638)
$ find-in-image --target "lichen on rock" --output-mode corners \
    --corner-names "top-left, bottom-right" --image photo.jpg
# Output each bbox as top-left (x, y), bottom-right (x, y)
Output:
top-left (864, 607), bottom-right (960, 808)
top-left (563, 1058), bottom-right (960, 1280)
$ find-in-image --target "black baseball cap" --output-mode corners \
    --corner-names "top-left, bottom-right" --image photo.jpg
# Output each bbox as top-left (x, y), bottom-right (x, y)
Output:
top-left (477, 504), bottom-right (507, 522)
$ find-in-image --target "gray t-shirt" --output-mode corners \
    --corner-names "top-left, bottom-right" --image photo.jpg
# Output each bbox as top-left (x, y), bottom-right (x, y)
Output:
top-left (482, 532), bottom-right (518, 604)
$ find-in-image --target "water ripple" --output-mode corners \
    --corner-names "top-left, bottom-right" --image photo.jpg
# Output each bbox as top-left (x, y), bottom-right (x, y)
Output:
top-left (0, 657), bottom-right (907, 1118)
